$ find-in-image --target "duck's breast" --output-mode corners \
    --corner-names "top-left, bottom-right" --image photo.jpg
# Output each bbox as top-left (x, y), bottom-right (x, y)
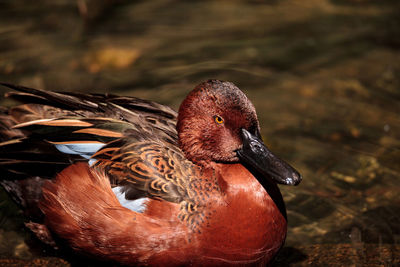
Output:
top-left (194, 163), bottom-right (287, 266)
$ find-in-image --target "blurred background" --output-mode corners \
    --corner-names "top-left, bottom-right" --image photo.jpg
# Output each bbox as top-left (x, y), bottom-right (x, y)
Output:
top-left (0, 0), bottom-right (399, 266)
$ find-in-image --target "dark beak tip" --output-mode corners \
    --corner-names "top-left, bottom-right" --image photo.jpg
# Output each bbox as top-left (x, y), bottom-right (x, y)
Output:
top-left (286, 172), bottom-right (302, 186)
top-left (276, 168), bottom-right (302, 186)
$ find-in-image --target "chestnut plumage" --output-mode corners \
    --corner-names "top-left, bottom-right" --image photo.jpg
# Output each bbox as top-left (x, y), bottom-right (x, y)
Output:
top-left (0, 80), bottom-right (301, 266)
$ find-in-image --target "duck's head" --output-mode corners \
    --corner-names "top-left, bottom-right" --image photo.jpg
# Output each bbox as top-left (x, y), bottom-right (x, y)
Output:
top-left (177, 80), bottom-right (301, 186)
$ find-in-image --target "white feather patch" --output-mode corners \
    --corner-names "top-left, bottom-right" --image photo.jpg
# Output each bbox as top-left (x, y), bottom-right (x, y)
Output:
top-left (54, 143), bottom-right (149, 212)
top-left (112, 186), bottom-right (148, 213)
top-left (54, 143), bottom-right (105, 159)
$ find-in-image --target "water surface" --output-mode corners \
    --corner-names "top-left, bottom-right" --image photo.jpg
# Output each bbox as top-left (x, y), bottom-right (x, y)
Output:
top-left (0, 0), bottom-right (399, 266)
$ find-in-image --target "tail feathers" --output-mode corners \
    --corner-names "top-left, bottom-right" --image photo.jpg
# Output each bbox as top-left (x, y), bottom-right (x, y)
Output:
top-left (1, 82), bottom-right (178, 126)
top-left (0, 82), bottom-right (99, 112)
top-left (0, 138), bottom-right (79, 179)
top-left (0, 107), bottom-right (23, 141)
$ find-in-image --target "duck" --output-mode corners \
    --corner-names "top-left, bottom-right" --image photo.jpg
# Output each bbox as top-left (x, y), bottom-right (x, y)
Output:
top-left (0, 80), bottom-right (301, 266)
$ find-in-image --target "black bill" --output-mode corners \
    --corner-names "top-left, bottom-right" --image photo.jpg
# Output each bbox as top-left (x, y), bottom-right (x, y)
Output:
top-left (237, 129), bottom-right (302, 186)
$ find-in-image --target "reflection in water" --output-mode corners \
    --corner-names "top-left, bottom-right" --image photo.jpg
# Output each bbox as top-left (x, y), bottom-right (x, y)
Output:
top-left (0, 0), bottom-right (399, 266)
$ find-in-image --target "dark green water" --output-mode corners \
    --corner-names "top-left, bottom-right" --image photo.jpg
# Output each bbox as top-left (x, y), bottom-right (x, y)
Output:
top-left (0, 0), bottom-right (399, 266)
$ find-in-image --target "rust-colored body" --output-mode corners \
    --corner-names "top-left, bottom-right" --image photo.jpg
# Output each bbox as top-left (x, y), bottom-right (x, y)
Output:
top-left (42, 163), bottom-right (285, 266)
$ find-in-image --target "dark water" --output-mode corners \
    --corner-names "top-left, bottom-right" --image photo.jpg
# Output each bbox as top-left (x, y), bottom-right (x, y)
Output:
top-left (0, 0), bottom-right (399, 266)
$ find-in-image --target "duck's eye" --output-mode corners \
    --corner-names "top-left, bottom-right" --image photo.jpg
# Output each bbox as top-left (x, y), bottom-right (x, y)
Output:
top-left (214, 115), bottom-right (224, 125)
